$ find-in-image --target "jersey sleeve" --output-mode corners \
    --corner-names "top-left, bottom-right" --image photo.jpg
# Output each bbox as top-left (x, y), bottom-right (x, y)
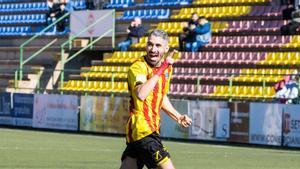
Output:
top-left (128, 62), bottom-right (148, 92)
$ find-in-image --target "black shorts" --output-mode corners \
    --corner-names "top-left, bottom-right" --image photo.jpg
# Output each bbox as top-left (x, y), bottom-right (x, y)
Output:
top-left (121, 132), bottom-right (170, 169)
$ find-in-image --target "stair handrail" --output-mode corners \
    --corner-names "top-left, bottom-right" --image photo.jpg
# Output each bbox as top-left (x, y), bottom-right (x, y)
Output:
top-left (19, 12), bottom-right (71, 81)
top-left (60, 10), bottom-right (115, 92)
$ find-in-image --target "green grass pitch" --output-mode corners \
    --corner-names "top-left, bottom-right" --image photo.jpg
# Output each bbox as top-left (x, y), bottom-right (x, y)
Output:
top-left (0, 128), bottom-right (300, 169)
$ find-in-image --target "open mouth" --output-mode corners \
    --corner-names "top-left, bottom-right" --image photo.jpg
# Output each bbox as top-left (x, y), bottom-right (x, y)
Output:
top-left (149, 53), bottom-right (159, 59)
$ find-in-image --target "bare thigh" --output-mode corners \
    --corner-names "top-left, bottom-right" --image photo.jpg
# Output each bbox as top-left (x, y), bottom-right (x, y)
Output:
top-left (120, 156), bottom-right (138, 169)
top-left (155, 158), bottom-right (175, 169)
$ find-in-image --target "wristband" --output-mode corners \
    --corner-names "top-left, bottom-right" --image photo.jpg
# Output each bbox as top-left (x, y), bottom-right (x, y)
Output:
top-left (154, 60), bottom-right (169, 76)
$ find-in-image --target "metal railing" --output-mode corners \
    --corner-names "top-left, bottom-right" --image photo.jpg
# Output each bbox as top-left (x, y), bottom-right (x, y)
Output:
top-left (19, 12), bottom-right (70, 81)
top-left (59, 10), bottom-right (115, 92)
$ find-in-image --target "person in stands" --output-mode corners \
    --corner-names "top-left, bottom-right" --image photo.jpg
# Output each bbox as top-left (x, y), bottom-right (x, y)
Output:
top-left (118, 17), bottom-right (146, 51)
top-left (185, 16), bottom-right (212, 52)
top-left (178, 13), bottom-right (199, 51)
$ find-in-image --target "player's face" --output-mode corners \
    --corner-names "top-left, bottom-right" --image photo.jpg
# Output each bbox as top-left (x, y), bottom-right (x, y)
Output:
top-left (145, 35), bottom-right (169, 67)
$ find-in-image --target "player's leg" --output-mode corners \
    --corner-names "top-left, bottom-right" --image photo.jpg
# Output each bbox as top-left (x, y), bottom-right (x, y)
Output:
top-left (120, 156), bottom-right (138, 169)
top-left (135, 133), bottom-right (173, 169)
top-left (120, 143), bottom-right (144, 169)
top-left (156, 158), bottom-right (175, 169)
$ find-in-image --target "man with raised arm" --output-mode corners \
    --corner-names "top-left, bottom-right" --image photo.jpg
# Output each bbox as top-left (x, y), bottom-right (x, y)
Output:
top-left (120, 29), bottom-right (192, 169)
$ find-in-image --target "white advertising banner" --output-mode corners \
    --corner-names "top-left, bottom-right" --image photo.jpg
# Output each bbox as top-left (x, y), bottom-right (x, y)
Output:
top-left (249, 103), bottom-right (283, 146)
top-left (33, 94), bottom-right (78, 131)
top-left (282, 104), bottom-right (300, 148)
top-left (70, 10), bottom-right (114, 37)
top-left (189, 101), bottom-right (229, 141)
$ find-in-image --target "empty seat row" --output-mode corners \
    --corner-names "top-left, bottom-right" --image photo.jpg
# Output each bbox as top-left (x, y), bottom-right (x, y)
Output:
top-left (172, 5), bottom-right (285, 19)
top-left (0, 0), bottom-right (29, 2)
top-left (170, 84), bottom-right (275, 98)
top-left (180, 51), bottom-right (266, 61)
top-left (173, 67), bottom-right (240, 75)
top-left (119, 9), bottom-right (170, 20)
top-left (0, 26), bottom-right (31, 35)
top-left (73, 0), bottom-right (87, 10)
top-left (62, 80), bottom-right (128, 93)
top-left (211, 85), bottom-right (275, 98)
top-left (234, 69), bottom-right (296, 82)
top-left (247, 5), bottom-right (286, 17)
top-left (178, 52), bottom-right (300, 65)
top-left (193, 0), bottom-right (269, 5)
top-left (105, 0), bottom-right (134, 8)
top-left (104, 51), bottom-right (145, 62)
top-left (137, 0), bottom-right (190, 7)
top-left (81, 65), bottom-right (129, 79)
top-left (224, 20), bottom-right (288, 33)
top-left (0, 14), bottom-right (46, 24)
top-left (172, 67), bottom-right (295, 83)
top-left (170, 84), bottom-right (215, 96)
top-left (172, 68), bottom-right (240, 81)
top-left (110, 51), bottom-right (146, 59)
top-left (207, 35), bottom-right (300, 48)
top-left (172, 6), bottom-right (251, 19)
top-left (0, 2), bottom-right (48, 12)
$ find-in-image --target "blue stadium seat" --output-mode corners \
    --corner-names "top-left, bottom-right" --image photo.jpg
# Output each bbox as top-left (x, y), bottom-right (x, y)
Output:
top-left (75, 0), bottom-right (87, 10)
top-left (138, 0), bottom-right (190, 7)
top-left (105, 0), bottom-right (134, 8)
top-left (119, 9), bottom-right (170, 20)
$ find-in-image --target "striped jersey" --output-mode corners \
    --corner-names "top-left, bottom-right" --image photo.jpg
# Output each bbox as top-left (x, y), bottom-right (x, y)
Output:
top-left (126, 56), bottom-right (173, 143)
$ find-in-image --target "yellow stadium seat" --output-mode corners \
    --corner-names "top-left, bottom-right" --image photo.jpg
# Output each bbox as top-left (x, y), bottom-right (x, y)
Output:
top-left (172, 6), bottom-right (251, 19)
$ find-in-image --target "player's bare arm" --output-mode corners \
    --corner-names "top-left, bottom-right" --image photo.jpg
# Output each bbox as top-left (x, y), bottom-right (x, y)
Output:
top-left (135, 50), bottom-right (176, 101)
top-left (161, 95), bottom-right (192, 128)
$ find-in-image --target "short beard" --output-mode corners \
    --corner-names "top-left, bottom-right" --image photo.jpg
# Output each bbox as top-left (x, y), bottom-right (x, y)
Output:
top-left (145, 55), bottom-right (163, 68)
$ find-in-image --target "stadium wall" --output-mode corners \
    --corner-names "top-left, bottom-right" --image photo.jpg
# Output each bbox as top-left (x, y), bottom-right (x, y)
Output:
top-left (1, 92), bottom-right (300, 148)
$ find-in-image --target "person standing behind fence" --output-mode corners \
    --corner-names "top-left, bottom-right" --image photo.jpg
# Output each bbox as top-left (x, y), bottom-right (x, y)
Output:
top-left (118, 17), bottom-right (146, 51)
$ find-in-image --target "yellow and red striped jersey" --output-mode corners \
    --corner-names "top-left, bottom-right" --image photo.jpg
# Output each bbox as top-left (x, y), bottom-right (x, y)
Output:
top-left (126, 56), bottom-right (172, 143)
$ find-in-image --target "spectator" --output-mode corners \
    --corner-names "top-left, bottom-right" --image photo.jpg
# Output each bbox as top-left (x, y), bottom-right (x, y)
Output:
top-left (60, 0), bottom-right (74, 11)
top-left (185, 16), bottom-right (212, 52)
top-left (281, 10), bottom-right (300, 35)
top-left (86, 0), bottom-right (95, 10)
top-left (275, 70), bottom-right (299, 103)
top-left (178, 13), bottom-right (199, 51)
top-left (56, 2), bottom-right (68, 32)
top-left (46, 0), bottom-right (60, 32)
top-left (295, 0), bottom-right (300, 10)
top-left (96, 0), bottom-right (109, 9)
top-left (118, 17), bottom-right (146, 51)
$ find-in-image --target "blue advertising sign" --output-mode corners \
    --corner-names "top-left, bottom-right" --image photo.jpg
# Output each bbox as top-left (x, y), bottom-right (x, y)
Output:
top-left (12, 93), bottom-right (34, 127)
top-left (0, 92), bottom-right (12, 125)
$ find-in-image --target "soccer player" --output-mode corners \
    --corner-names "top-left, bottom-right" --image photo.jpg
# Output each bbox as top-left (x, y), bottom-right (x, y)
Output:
top-left (120, 29), bottom-right (192, 169)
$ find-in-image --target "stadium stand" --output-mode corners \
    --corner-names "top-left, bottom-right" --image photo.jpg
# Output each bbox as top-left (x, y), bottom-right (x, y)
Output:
top-left (0, 0), bottom-right (298, 102)
top-left (0, 0), bottom-right (89, 93)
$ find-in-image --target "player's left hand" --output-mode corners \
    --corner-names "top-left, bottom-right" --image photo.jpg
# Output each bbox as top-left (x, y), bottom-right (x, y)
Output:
top-left (178, 114), bottom-right (192, 128)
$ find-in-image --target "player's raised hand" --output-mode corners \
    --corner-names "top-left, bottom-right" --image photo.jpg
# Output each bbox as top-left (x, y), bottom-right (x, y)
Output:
top-left (178, 114), bottom-right (192, 128)
top-left (165, 49), bottom-right (178, 65)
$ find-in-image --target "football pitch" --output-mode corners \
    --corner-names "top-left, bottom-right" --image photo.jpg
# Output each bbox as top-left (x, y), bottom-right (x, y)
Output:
top-left (0, 128), bottom-right (300, 169)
